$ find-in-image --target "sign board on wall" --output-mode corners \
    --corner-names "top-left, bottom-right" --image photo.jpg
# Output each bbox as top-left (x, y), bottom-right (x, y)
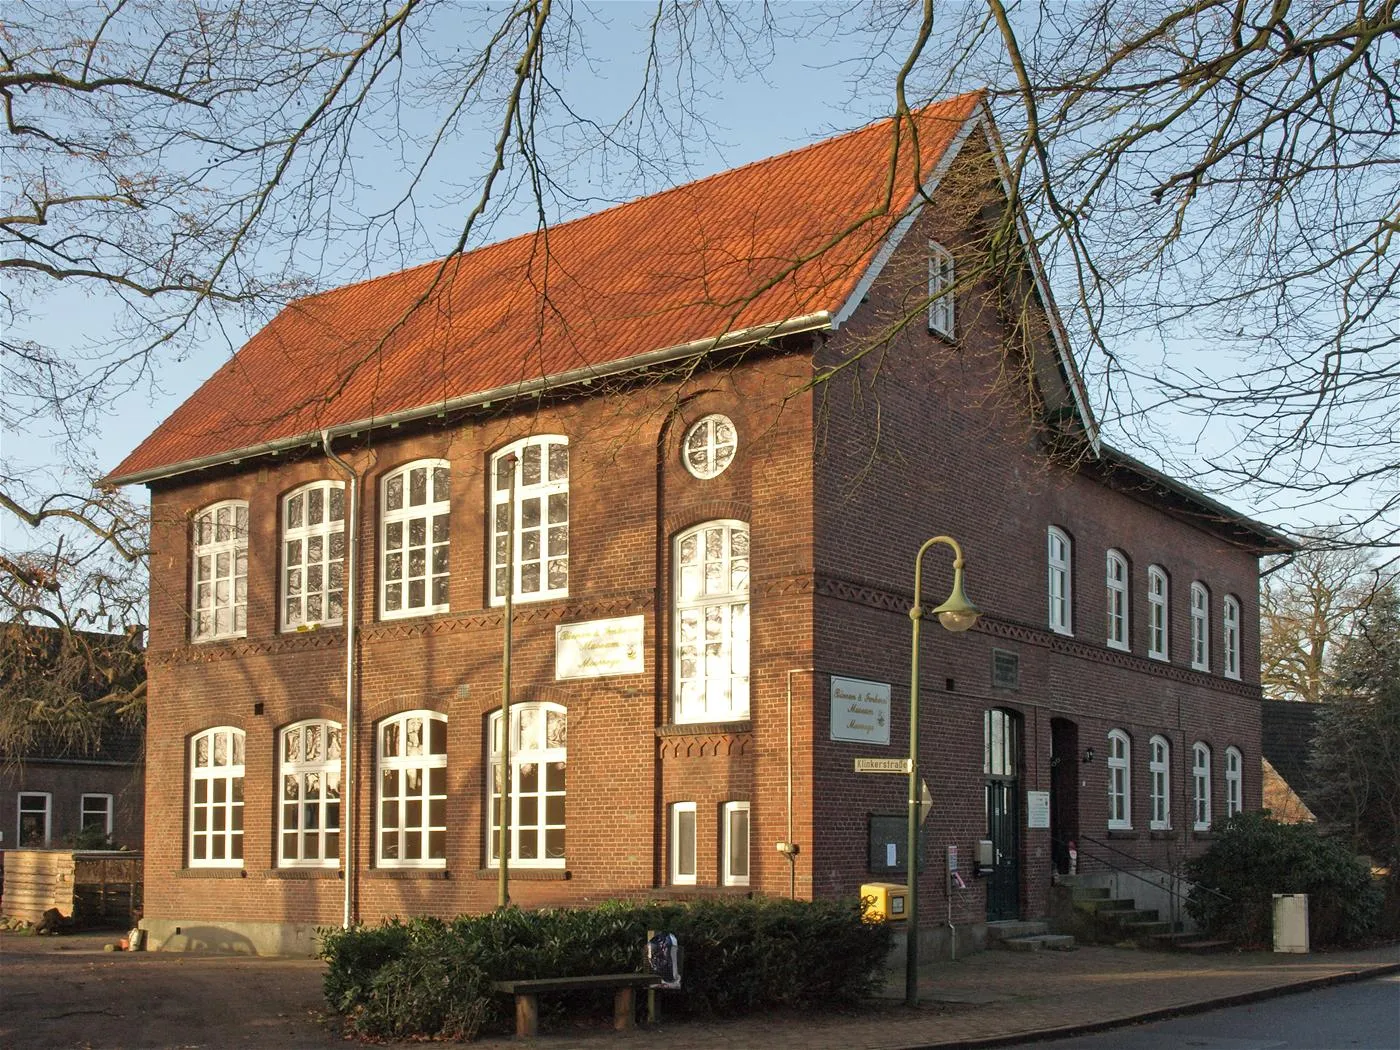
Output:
top-left (1026, 790), bottom-right (1051, 829)
top-left (830, 676), bottom-right (891, 744)
top-left (555, 615), bottom-right (645, 680)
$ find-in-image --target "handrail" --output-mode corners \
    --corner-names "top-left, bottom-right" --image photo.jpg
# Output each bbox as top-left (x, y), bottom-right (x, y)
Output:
top-left (1054, 832), bottom-right (1231, 906)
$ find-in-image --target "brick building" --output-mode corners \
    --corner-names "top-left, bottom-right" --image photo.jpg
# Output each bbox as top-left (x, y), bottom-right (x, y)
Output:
top-left (108, 93), bottom-right (1291, 955)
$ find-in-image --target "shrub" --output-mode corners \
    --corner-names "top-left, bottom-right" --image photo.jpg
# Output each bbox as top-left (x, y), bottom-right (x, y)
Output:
top-left (1185, 811), bottom-right (1381, 947)
top-left (321, 896), bottom-right (892, 1040)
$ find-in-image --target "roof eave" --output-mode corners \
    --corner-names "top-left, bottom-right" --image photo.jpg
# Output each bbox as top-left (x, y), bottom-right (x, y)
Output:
top-left (105, 311), bottom-right (833, 487)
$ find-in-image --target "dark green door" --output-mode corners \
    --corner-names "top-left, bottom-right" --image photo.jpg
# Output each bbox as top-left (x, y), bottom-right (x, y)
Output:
top-left (984, 708), bottom-right (1022, 922)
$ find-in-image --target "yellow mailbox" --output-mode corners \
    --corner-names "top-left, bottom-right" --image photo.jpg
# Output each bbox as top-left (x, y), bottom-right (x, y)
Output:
top-left (860, 882), bottom-right (909, 922)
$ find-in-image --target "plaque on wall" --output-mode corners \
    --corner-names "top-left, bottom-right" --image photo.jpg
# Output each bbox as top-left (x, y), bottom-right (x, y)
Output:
top-left (555, 615), bottom-right (645, 680)
top-left (830, 676), bottom-right (891, 745)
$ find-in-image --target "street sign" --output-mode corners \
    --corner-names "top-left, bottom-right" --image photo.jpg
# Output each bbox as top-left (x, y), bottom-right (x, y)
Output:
top-left (854, 756), bottom-right (912, 774)
top-left (919, 779), bottom-right (933, 826)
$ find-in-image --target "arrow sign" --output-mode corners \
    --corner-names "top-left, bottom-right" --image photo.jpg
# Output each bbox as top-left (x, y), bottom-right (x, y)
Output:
top-left (853, 756), bottom-right (912, 774)
top-left (919, 779), bottom-right (933, 826)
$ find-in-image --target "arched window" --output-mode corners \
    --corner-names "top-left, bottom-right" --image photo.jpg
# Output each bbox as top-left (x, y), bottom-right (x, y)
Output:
top-left (1047, 526), bottom-right (1072, 634)
top-left (192, 500), bottom-right (249, 641)
top-left (1222, 595), bottom-right (1241, 680)
top-left (190, 726), bottom-right (245, 868)
top-left (1106, 549), bottom-right (1129, 650)
top-left (1225, 746), bottom-right (1244, 817)
top-left (487, 702), bottom-right (566, 868)
top-left (1149, 734), bottom-right (1171, 829)
top-left (1107, 729), bottom-right (1131, 829)
top-left (673, 520), bottom-right (750, 723)
top-left (1192, 742), bottom-right (1212, 831)
top-left (491, 436), bottom-right (569, 604)
top-left (282, 481), bottom-right (346, 630)
top-left (380, 460), bottom-right (451, 619)
top-left (376, 711), bottom-right (447, 867)
top-left (1147, 566), bottom-right (1169, 660)
top-left (1190, 582), bottom-right (1210, 670)
top-left (279, 719), bottom-right (343, 867)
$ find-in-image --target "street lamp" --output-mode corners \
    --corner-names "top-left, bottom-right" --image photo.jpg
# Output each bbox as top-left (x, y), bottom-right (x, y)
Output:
top-left (906, 535), bottom-right (980, 1007)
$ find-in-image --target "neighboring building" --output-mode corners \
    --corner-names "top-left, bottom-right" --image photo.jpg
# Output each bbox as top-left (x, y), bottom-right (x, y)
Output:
top-left (1261, 699), bottom-right (1325, 822)
top-left (107, 92), bottom-right (1292, 956)
top-left (0, 625), bottom-right (145, 857)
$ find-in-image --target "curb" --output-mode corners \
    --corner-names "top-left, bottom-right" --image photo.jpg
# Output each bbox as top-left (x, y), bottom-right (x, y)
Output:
top-left (898, 961), bottom-right (1400, 1050)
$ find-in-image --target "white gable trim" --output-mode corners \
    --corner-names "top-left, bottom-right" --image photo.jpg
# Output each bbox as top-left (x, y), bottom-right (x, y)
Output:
top-left (831, 111), bottom-right (984, 331)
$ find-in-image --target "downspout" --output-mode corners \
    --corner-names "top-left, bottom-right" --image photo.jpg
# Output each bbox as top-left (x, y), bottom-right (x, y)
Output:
top-left (322, 430), bottom-right (360, 930)
top-left (784, 668), bottom-right (814, 899)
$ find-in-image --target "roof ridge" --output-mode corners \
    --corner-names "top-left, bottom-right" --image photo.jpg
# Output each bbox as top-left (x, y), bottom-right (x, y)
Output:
top-left (290, 92), bottom-right (985, 309)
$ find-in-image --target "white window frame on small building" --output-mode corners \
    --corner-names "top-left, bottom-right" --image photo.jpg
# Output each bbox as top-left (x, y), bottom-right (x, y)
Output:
top-left (1106, 549), bottom-right (1129, 650)
top-left (927, 241), bottom-right (955, 339)
top-left (487, 702), bottom-right (566, 869)
top-left (1222, 595), bottom-right (1241, 680)
top-left (278, 719), bottom-right (343, 868)
top-left (80, 793), bottom-right (114, 838)
top-left (1190, 581), bottom-right (1210, 671)
top-left (681, 415), bottom-right (738, 480)
top-left (380, 460), bottom-right (451, 620)
top-left (1149, 734), bottom-right (1171, 830)
top-left (17, 791), bottom-right (52, 847)
top-left (1107, 730), bottom-right (1131, 830)
top-left (1047, 526), bottom-right (1073, 635)
top-left (670, 801), bottom-right (697, 886)
top-left (1147, 565), bottom-right (1169, 661)
top-left (722, 801), bottom-right (751, 887)
top-left (1192, 742), bottom-right (1212, 831)
top-left (191, 500), bottom-right (249, 642)
top-left (189, 726), bottom-right (245, 868)
top-left (673, 520), bottom-right (750, 724)
top-left (491, 436), bottom-right (569, 605)
top-left (281, 480), bottom-right (346, 631)
top-left (1225, 746), bottom-right (1244, 817)
top-left (376, 711), bottom-right (448, 869)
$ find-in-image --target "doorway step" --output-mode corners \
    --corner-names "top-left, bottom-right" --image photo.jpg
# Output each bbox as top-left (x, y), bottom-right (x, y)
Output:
top-left (986, 920), bottom-right (1075, 952)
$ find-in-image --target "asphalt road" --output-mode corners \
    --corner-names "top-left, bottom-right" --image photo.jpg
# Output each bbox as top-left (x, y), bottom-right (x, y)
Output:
top-left (1003, 971), bottom-right (1400, 1050)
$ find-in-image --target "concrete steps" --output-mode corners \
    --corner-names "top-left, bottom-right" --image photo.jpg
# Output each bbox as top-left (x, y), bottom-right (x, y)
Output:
top-left (986, 920), bottom-right (1076, 953)
top-left (1051, 875), bottom-right (1230, 951)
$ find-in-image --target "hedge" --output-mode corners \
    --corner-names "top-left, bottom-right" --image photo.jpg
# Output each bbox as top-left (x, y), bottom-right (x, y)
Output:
top-left (321, 896), bottom-right (892, 1040)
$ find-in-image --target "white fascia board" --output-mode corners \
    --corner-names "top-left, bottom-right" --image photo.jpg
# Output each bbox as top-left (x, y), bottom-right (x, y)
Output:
top-left (830, 110), bottom-right (985, 331)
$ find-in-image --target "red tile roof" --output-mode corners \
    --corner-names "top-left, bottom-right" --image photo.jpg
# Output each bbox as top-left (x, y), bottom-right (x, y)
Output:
top-left (109, 93), bottom-right (983, 483)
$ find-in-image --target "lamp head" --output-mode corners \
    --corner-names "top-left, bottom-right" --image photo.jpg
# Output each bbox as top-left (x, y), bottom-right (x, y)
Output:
top-left (931, 564), bottom-right (980, 633)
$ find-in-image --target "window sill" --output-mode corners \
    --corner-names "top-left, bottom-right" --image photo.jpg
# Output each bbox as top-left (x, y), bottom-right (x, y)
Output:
top-left (475, 868), bottom-right (570, 881)
top-left (1149, 829), bottom-right (1178, 841)
top-left (367, 868), bottom-right (450, 880)
top-left (647, 886), bottom-right (752, 900)
top-left (1105, 829), bottom-right (1138, 840)
top-left (178, 867), bottom-right (247, 878)
top-left (1106, 641), bottom-right (1130, 653)
top-left (264, 868), bottom-right (342, 880)
top-left (657, 720), bottom-right (753, 737)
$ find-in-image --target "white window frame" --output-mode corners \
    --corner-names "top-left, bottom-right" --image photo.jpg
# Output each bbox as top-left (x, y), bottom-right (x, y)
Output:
top-left (927, 241), bottom-right (955, 338)
top-left (673, 520), bottom-right (751, 724)
top-left (376, 711), bottom-right (448, 869)
top-left (1047, 526), bottom-right (1073, 635)
top-left (1225, 746), bottom-right (1243, 817)
top-left (380, 460), bottom-right (451, 620)
top-left (722, 801), bottom-right (751, 887)
top-left (491, 436), bottom-right (569, 605)
top-left (278, 719), bottom-right (343, 868)
top-left (487, 702), bottom-right (566, 869)
top-left (80, 793), bottom-right (114, 838)
top-left (281, 481), bottom-right (346, 631)
top-left (1147, 566), bottom-right (1169, 661)
top-left (1190, 582), bottom-right (1210, 671)
top-left (1107, 730), bottom-right (1131, 829)
top-left (189, 727), bottom-right (245, 868)
top-left (1149, 734), bottom-right (1171, 830)
top-left (682, 415), bottom-right (738, 479)
top-left (1106, 549), bottom-right (1129, 651)
top-left (17, 791), bottom-right (52, 847)
top-left (670, 801), bottom-right (697, 886)
top-left (1222, 595), bottom-right (1241, 680)
top-left (1192, 742), bottom-right (1212, 831)
top-left (191, 500), bottom-right (249, 642)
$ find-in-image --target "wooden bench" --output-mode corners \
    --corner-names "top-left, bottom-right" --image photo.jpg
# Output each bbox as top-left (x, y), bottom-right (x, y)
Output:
top-left (492, 974), bottom-right (662, 1037)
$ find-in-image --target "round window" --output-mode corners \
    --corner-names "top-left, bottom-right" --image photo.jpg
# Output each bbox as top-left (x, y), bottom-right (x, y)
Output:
top-left (682, 414), bottom-right (738, 479)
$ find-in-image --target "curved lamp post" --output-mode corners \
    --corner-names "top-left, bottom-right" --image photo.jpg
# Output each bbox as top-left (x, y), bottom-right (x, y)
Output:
top-left (906, 535), bottom-right (980, 1007)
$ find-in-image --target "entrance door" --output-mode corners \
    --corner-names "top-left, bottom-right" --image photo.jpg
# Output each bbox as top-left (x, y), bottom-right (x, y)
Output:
top-left (984, 708), bottom-right (1022, 922)
top-left (1050, 718), bottom-right (1081, 875)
